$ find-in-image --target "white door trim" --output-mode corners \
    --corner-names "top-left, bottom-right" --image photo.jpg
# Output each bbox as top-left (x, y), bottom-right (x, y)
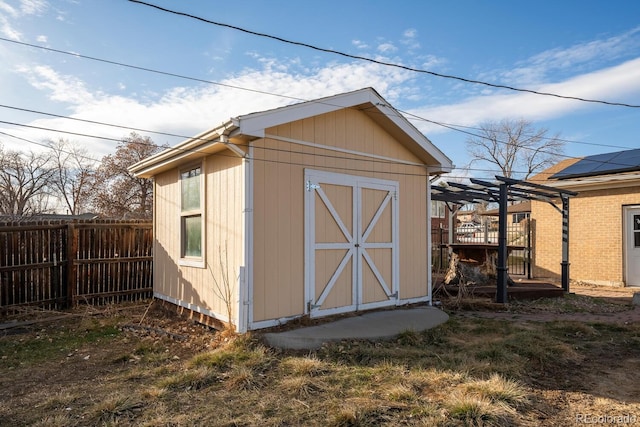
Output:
top-left (624, 205), bottom-right (640, 287)
top-left (304, 169), bottom-right (399, 318)
top-left (244, 145), bottom-right (255, 331)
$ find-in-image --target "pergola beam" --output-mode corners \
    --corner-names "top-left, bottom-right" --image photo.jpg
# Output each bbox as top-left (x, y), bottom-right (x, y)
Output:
top-left (436, 175), bottom-right (578, 301)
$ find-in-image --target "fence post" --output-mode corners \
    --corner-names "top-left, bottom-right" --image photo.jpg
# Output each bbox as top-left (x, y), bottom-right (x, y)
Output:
top-left (66, 223), bottom-right (78, 308)
top-left (527, 217), bottom-right (532, 279)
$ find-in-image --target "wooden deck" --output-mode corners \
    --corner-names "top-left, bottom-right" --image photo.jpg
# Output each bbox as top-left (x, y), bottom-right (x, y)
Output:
top-left (434, 276), bottom-right (564, 301)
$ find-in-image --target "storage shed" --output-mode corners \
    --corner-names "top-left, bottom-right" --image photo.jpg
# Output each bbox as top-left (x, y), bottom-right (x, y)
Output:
top-left (130, 88), bottom-right (453, 332)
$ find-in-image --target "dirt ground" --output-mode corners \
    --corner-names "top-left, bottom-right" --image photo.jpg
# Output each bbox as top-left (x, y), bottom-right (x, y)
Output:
top-left (453, 283), bottom-right (640, 323)
top-left (1, 284), bottom-right (639, 426)
top-left (448, 284), bottom-right (640, 419)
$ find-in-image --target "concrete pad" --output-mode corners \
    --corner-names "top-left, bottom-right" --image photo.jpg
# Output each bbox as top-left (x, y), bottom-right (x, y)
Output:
top-left (262, 306), bottom-right (449, 350)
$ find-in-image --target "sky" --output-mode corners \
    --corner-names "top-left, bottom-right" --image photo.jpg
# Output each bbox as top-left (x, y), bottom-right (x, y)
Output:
top-left (1, 0), bottom-right (639, 181)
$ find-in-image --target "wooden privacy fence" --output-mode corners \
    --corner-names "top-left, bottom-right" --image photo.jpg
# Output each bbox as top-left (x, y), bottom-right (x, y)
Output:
top-left (0, 220), bottom-right (153, 312)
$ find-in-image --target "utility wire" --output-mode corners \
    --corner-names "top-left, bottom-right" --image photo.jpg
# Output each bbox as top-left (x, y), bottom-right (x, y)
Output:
top-left (129, 0), bottom-right (640, 109)
top-left (0, 120), bottom-right (123, 143)
top-left (0, 130), bottom-right (102, 163)
top-left (2, 114), bottom-right (629, 180)
top-left (0, 36), bottom-right (307, 104)
top-left (1, 36), bottom-right (635, 153)
top-left (1, 89), bottom-right (636, 175)
top-left (2, 99), bottom-right (634, 164)
top-left (398, 110), bottom-right (634, 151)
top-left (0, 104), bottom-right (196, 141)
top-left (0, 36), bottom-right (634, 176)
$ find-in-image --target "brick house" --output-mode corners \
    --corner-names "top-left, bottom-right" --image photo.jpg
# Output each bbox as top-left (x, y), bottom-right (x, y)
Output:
top-left (529, 149), bottom-right (640, 287)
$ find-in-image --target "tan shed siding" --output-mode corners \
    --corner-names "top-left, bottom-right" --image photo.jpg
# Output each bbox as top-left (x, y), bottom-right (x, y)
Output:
top-left (399, 171), bottom-right (428, 298)
top-left (154, 170), bottom-right (180, 299)
top-left (252, 136), bottom-right (306, 321)
top-left (153, 155), bottom-right (244, 321)
top-left (251, 108), bottom-right (430, 322)
top-left (532, 186), bottom-right (640, 286)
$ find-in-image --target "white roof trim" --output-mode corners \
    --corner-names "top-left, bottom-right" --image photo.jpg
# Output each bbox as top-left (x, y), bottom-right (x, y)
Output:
top-left (234, 87), bottom-right (452, 172)
top-left (539, 172), bottom-right (640, 192)
top-left (131, 87), bottom-right (453, 177)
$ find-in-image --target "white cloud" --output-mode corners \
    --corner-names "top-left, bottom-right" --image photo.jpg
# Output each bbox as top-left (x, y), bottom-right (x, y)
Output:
top-left (18, 65), bottom-right (96, 105)
top-left (352, 39), bottom-right (368, 49)
top-left (36, 34), bottom-right (46, 42)
top-left (377, 42), bottom-right (397, 53)
top-left (0, 0), bottom-right (48, 41)
top-left (19, 0), bottom-right (47, 15)
top-left (410, 57), bottom-right (640, 134)
top-left (0, 1), bottom-right (20, 40)
top-left (0, 1), bottom-right (18, 16)
top-left (401, 28), bottom-right (420, 50)
top-left (500, 26), bottom-right (640, 86)
top-left (0, 18), bottom-right (21, 40)
top-left (403, 28), bottom-right (417, 39)
top-left (2, 58), bottom-right (416, 157)
top-left (3, 25), bottom-right (639, 163)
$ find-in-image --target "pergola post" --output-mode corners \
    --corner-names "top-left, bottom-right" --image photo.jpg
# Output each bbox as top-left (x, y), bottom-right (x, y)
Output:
top-left (496, 183), bottom-right (508, 303)
top-left (561, 196), bottom-right (570, 292)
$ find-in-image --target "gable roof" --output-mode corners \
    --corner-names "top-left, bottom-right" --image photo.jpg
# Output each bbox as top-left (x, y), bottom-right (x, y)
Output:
top-left (131, 87), bottom-right (453, 178)
top-left (481, 201), bottom-right (531, 217)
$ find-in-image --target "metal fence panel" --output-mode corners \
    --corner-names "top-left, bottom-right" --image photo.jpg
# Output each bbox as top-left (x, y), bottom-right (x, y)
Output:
top-left (432, 218), bottom-right (532, 277)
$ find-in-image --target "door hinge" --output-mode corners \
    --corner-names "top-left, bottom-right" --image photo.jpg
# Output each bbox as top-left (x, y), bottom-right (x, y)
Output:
top-left (307, 300), bottom-right (321, 311)
top-left (306, 180), bottom-right (321, 192)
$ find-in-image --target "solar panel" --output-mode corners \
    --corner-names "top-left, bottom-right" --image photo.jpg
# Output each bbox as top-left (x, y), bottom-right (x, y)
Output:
top-left (551, 148), bottom-right (640, 179)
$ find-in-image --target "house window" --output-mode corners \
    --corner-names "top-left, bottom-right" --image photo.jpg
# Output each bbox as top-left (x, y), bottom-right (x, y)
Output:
top-left (513, 212), bottom-right (530, 224)
top-left (431, 200), bottom-right (446, 218)
top-left (180, 166), bottom-right (203, 262)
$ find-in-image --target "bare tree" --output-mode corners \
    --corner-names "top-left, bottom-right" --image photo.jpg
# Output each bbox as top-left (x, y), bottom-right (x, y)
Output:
top-left (0, 145), bottom-right (55, 218)
top-left (92, 133), bottom-right (165, 219)
top-left (466, 118), bottom-right (564, 179)
top-left (48, 139), bottom-right (98, 215)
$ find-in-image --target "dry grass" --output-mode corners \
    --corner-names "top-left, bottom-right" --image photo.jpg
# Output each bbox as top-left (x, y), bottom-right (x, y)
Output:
top-left (1, 300), bottom-right (639, 426)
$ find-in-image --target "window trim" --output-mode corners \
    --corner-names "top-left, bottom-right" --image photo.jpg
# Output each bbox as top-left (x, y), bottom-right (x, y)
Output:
top-left (431, 200), bottom-right (446, 218)
top-left (179, 162), bottom-right (205, 268)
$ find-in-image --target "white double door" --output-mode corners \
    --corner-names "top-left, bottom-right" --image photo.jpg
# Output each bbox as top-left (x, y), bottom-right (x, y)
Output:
top-left (305, 170), bottom-right (399, 317)
top-left (625, 206), bottom-right (640, 286)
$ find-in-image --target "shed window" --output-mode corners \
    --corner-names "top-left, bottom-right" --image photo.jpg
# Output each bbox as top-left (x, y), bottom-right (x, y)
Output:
top-left (634, 215), bottom-right (640, 248)
top-left (180, 166), bottom-right (203, 262)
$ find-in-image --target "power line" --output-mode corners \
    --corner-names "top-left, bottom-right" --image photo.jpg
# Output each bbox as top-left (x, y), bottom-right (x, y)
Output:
top-left (0, 104), bottom-right (195, 141)
top-left (0, 130), bottom-right (102, 163)
top-left (0, 10), bottom-right (637, 174)
top-left (399, 110), bottom-right (634, 151)
top-left (2, 35), bottom-right (636, 155)
top-left (0, 36), bottom-right (634, 177)
top-left (2, 95), bottom-right (636, 177)
top-left (0, 36), bottom-right (307, 104)
top-left (2, 96), bottom-right (635, 163)
top-left (129, 0), bottom-right (640, 109)
top-left (2, 114), bottom-right (625, 180)
top-left (0, 120), bottom-right (123, 143)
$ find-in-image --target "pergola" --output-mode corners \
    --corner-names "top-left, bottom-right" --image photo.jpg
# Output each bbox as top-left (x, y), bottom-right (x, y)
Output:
top-left (432, 176), bottom-right (578, 303)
